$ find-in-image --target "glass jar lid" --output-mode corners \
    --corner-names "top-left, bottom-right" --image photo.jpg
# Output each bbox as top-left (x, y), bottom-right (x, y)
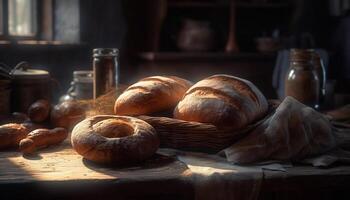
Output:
top-left (93, 48), bottom-right (119, 57)
top-left (290, 48), bottom-right (314, 62)
top-left (73, 70), bottom-right (93, 83)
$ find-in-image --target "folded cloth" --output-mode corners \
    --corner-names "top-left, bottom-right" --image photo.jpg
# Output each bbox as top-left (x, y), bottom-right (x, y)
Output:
top-left (159, 148), bottom-right (263, 200)
top-left (221, 96), bottom-right (350, 165)
top-left (299, 148), bottom-right (350, 167)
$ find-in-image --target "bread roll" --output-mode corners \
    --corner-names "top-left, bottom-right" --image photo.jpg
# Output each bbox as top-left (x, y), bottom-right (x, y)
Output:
top-left (10, 112), bottom-right (29, 124)
top-left (21, 120), bottom-right (49, 132)
top-left (28, 99), bottom-right (51, 123)
top-left (174, 74), bottom-right (268, 129)
top-left (0, 123), bottom-right (29, 149)
top-left (50, 101), bottom-right (86, 130)
top-left (114, 76), bottom-right (192, 116)
top-left (19, 127), bottom-right (68, 154)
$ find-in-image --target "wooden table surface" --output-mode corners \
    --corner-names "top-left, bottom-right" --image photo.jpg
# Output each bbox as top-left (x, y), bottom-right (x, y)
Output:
top-left (1, 141), bottom-right (350, 200)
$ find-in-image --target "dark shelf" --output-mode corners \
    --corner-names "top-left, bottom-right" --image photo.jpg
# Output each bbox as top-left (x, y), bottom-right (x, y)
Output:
top-left (236, 2), bottom-right (290, 8)
top-left (138, 52), bottom-right (276, 62)
top-left (167, 1), bottom-right (227, 8)
top-left (0, 40), bottom-right (88, 52)
top-left (167, 1), bottom-right (290, 9)
top-left (0, 40), bottom-right (86, 46)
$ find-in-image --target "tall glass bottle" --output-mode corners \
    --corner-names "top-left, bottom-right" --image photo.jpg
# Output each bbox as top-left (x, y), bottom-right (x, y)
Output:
top-left (93, 48), bottom-right (119, 99)
top-left (312, 52), bottom-right (326, 106)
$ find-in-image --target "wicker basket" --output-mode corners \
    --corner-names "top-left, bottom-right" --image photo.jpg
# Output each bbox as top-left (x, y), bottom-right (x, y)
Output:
top-left (138, 107), bottom-right (274, 153)
top-left (137, 100), bottom-right (350, 153)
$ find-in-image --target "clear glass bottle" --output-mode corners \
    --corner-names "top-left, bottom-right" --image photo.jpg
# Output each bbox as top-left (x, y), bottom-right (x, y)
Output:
top-left (312, 52), bottom-right (326, 105)
top-left (285, 49), bottom-right (320, 109)
top-left (93, 48), bottom-right (119, 99)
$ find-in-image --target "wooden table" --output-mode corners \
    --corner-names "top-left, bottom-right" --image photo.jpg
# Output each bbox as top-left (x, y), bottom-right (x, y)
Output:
top-left (1, 141), bottom-right (350, 200)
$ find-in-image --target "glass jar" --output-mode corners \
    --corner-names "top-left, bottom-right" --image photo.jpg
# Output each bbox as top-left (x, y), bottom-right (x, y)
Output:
top-left (59, 70), bottom-right (93, 103)
top-left (285, 49), bottom-right (320, 109)
top-left (93, 48), bottom-right (119, 99)
top-left (312, 52), bottom-right (326, 104)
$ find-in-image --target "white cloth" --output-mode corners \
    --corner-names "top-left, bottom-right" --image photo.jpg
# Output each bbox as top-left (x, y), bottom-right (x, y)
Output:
top-left (222, 97), bottom-right (350, 165)
top-left (159, 148), bottom-right (263, 200)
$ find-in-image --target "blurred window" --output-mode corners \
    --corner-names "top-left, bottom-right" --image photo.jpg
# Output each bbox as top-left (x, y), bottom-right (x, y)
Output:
top-left (8, 0), bottom-right (37, 36)
top-left (0, 0), bottom-right (3, 35)
top-left (0, 0), bottom-right (78, 43)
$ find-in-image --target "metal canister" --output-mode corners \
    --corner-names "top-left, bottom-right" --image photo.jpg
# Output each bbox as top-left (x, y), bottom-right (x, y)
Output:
top-left (0, 80), bottom-right (11, 115)
top-left (92, 48), bottom-right (119, 99)
top-left (11, 63), bottom-right (51, 112)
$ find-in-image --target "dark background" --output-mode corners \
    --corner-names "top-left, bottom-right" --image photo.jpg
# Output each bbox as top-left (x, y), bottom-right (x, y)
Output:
top-left (0, 0), bottom-right (349, 102)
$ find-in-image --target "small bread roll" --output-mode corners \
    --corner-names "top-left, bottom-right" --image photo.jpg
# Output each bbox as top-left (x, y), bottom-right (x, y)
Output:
top-left (0, 123), bottom-right (29, 149)
top-left (114, 76), bottom-right (192, 116)
top-left (50, 101), bottom-right (86, 130)
top-left (28, 99), bottom-right (51, 123)
top-left (11, 112), bottom-right (29, 124)
top-left (19, 127), bottom-right (68, 154)
top-left (174, 74), bottom-right (268, 129)
top-left (21, 121), bottom-right (49, 133)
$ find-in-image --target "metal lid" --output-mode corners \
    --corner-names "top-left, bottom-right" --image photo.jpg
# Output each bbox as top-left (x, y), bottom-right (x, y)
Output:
top-left (93, 48), bottom-right (119, 57)
top-left (73, 70), bottom-right (93, 83)
top-left (289, 48), bottom-right (314, 62)
top-left (11, 62), bottom-right (50, 80)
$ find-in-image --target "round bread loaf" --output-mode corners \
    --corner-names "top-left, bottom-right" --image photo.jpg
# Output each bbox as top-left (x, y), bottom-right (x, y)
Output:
top-left (174, 74), bottom-right (268, 130)
top-left (114, 76), bottom-right (192, 116)
top-left (71, 115), bottom-right (159, 164)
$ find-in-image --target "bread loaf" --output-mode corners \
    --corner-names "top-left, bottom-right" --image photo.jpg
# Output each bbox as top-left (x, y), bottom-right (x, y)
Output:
top-left (72, 115), bottom-right (159, 164)
top-left (0, 123), bottom-right (29, 149)
top-left (19, 127), bottom-right (68, 154)
top-left (114, 76), bottom-right (192, 116)
top-left (174, 74), bottom-right (268, 129)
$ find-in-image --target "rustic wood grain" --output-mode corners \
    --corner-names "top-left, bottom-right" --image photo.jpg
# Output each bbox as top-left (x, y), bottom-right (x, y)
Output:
top-left (0, 142), bottom-right (191, 182)
top-left (0, 140), bottom-right (193, 200)
top-left (1, 140), bottom-right (350, 200)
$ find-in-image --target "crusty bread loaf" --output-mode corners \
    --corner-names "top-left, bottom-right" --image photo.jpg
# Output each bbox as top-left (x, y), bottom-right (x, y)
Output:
top-left (71, 115), bottom-right (159, 164)
top-left (174, 74), bottom-right (268, 130)
top-left (114, 76), bottom-right (192, 116)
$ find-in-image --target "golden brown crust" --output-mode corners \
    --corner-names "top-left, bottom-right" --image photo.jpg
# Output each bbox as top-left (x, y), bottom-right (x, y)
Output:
top-left (28, 99), bottom-right (51, 123)
top-left (0, 123), bottom-right (29, 149)
top-left (174, 74), bottom-right (268, 129)
top-left (19, 127), bottom-right (68, 154)
top-left (114, 76), bottom-right (192, 116)
top-left (71, 115), bottom-right (159, 164)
